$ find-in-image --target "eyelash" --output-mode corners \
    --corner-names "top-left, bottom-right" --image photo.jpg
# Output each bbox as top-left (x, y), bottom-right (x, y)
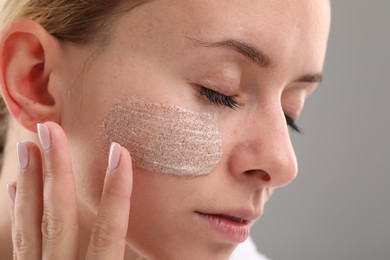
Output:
top-left (285, 115), bottom-right (302, 133)
top-left (199, 86), bottom-right (239, 109)
top-left (199, 86), bottom-right (302, 133)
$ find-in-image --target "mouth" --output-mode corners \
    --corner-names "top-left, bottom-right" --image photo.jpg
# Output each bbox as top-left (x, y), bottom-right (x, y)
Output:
top-left (194, 211), bottom-right (253, 243)
top-left (197, 212), bottom-right (249, 225)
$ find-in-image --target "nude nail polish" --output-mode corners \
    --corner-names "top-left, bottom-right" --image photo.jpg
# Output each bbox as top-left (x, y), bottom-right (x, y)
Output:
top-left (108, 142), bottom-right (121, 171)
top-left (7, 184), bottom-right (16, 205)
top-left (16, 142), bottom-right (29, 170)
top-left (37, 124), bottom-right (51, 151)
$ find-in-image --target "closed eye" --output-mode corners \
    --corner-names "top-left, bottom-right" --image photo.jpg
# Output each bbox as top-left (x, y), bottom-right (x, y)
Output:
top-left (285, 115), bottom-right (302, 133)
top-left (199, 87), bottom-right (239, 109)
top-left (200, 86), bottom-right (302, 133)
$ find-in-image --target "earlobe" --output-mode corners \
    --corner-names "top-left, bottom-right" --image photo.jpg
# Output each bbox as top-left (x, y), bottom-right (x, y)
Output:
top-left (0, 19), bottom-right (62, 132)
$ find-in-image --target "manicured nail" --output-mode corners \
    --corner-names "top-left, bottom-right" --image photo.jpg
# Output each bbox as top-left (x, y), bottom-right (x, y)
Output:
top-left (108, 142), bottom-right (121, 171)
top-left (37, 123), bottom-right (51, 151)
top-left (7, 184), bottom-right (16, 205)
top-left (16, 142), bottom-right (29, 170)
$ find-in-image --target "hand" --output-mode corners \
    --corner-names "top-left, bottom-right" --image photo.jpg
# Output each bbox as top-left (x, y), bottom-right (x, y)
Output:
top-left (7, 122), bottom-right (133, 259)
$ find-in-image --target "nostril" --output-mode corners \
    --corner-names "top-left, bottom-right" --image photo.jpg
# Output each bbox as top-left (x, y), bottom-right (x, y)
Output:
top-left (245, 170), bottom-right (271, 182)
top-left (261, 173), bottom-right (271, 182)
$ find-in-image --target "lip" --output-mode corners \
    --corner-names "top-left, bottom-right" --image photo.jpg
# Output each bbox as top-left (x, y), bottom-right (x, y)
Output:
top-left (195, 209), bottom-right (260, 243)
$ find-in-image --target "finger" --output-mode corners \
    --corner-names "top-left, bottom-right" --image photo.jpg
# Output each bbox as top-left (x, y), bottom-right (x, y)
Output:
top-left (37, 122), bottom-right (79, 259)
top-left (12, 142), bottom-right (43, 260)
top-left (7, 181), bottom-right (16, 260)
top-left (86, 143), bottom-right (133, 260)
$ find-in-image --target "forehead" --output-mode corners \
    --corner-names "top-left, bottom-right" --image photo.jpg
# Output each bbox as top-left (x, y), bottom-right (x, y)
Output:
top-left (183, 1), bottom-right (329, 59)
top-left (150, 1), bottom-right (329, 37)
top-left (116, 0), bottom-right (330, 72)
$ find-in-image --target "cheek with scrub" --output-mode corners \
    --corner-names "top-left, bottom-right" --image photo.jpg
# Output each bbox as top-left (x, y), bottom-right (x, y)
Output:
top-left (100, 96), bottom-right (223, 177)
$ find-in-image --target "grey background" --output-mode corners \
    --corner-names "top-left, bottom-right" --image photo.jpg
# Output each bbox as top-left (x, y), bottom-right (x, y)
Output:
top-left (252, 1), bottom-right (390, 260)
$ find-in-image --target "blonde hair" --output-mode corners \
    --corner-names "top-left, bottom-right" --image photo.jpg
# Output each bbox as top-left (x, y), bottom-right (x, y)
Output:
top-left (0, 0), bottom-right (149, 164)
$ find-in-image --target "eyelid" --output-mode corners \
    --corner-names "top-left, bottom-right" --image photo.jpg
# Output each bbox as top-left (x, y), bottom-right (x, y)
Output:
top-left (198, 85), bottom-right (302, 132)
top-left (198, 78), bottom-right (237, 97)
top-left (199, 86), bottom-right (240, 109)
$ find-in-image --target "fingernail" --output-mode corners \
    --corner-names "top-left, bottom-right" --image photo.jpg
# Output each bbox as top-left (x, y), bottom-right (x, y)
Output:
top-left (108, 142), bottom-right (121, 171)
top-left (16, 142), bottom-right (29, 170)
top-left (7, 184), bottom-right (16, 205)
top-left (37, 123), bottom-right (51, 151)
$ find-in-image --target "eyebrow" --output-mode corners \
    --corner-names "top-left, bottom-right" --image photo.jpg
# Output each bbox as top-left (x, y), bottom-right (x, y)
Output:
top-left (190, 38), bottom-right (273, 68)
top-left (296, 74), bottom-right (323, 83)
top-left (189, 37), bottom-right (324, 83)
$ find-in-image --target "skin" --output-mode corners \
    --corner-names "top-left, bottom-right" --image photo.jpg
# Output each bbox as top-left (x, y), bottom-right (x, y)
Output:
top-left (0, 0), bottom-right (330, 259)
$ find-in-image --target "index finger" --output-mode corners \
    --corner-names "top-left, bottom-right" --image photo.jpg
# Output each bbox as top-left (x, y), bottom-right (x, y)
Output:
top-left (86, 143), bottom-right (133, 260)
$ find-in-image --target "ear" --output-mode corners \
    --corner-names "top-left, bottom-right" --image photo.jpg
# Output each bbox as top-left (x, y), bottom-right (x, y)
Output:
top-left (0, 19), bottom-right (63, 132)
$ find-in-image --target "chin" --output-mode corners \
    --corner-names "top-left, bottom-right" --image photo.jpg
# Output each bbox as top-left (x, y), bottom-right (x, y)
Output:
top-left (145, 249), bottom-right (234, 260)
top-left (125, 236), bottom-right (236, 260)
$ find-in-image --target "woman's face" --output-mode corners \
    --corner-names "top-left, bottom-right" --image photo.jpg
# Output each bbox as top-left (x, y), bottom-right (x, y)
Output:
top-left (56, 0), bottom-right (330, 259)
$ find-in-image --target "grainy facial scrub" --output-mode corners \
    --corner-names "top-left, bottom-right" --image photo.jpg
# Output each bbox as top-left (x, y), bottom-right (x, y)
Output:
top-left (101, 97), bottom-right (223, 177)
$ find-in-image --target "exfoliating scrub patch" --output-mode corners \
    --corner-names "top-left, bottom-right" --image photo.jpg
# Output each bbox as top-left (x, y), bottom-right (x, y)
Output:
top-left (101, 97), bottom-right (223, 176)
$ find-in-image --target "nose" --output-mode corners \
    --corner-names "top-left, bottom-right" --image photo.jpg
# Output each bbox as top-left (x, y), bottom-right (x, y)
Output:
top-left (227, 108), bottom-right (298, 188)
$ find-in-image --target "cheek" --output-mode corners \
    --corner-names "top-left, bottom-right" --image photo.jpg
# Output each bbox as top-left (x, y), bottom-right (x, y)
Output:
top-left (100, 96), bottom-right (223, 176)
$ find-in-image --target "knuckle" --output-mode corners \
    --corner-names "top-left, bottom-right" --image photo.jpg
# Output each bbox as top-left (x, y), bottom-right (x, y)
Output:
top-left (103, 181), bottom-right (129, 202)
top-left (42, 170), bottom-right (58, 186)
top-left (14, 183), bottom-right (27, 197)
top-left (13, 227), bottom-right (28, 256)
top-left (41, 211), bottom-right (64, 244)
top-left (43, 168), bottom-right (74, 190)
top-left (89, 218), bottom-right (117, 253)
top-left (43, 165), bottom-right (73, 180)
top-left (103, 183), bottom-right (122, 198)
